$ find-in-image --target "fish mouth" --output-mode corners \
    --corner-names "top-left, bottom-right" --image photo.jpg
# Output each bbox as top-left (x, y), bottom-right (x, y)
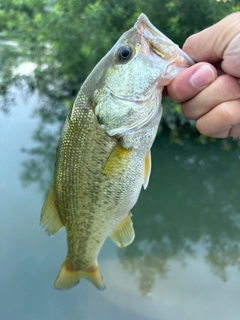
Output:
top-left (135, 13), bottom-right (195, 66)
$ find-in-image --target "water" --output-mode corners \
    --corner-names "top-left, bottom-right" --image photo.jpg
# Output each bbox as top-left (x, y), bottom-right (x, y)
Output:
top-left (1, 92), bottom-right (240, 320)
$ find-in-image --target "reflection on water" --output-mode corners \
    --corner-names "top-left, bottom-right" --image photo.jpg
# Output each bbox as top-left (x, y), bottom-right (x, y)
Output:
top-left (1, 93), bottom-right (240, 319)
top-left (20, 97), bottom-right (67, 191)
top-left (120, 132), bottom-right (240, 294)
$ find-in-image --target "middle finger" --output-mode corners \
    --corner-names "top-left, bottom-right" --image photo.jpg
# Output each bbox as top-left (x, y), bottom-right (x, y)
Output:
top-left (181, 74), bottom-right (240, 120)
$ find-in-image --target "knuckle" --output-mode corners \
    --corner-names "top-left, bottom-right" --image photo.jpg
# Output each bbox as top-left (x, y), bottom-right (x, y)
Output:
top-left (181, 100), bottom-right (200, 120)
top-left (218, 102), bottom-right (233, 122)
top-left (181, 104), bottom-right (195, 120)
top-left (215, 75), bottom-right (240, 100)
top-left (196, 115), bottom-right (216, 137)
top-left (196, 119), bottom-right (207, 136)
top-left (215, 75), bottom-right (230, 98)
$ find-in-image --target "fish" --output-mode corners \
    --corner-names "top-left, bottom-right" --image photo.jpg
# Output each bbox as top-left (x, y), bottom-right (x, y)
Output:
top-left (40, 13), bottom-right (194, 291)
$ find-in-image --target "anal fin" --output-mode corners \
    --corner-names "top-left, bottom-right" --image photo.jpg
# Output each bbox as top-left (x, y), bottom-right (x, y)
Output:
top-left (143, 151), bottom-right (151, 190)
top-left (40, 185), bottom-right (64, 235)
top-left (109, 212), bottom-right (135, 248)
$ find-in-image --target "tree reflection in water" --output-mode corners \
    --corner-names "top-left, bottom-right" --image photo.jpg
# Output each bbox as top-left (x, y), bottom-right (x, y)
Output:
top-left (20, 105), bottom-right (240, 295)
top-left (20, 97), bottom-right (68, 192)
top-left (118, 132), bottom-right (240, 294)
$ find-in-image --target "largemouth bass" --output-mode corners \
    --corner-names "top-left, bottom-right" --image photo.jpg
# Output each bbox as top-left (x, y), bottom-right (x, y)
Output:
top-left (41, 13), bottom-right (194, 291)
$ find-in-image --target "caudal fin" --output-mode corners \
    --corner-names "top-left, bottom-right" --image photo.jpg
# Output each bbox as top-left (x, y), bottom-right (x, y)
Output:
top-left (54, 258), bottom-right (106, 291)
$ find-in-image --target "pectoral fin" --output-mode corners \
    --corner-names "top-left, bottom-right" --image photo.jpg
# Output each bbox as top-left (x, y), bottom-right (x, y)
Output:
top-left (40, 185), bottom-right (64, 235)
top-left (109, 212), bottom-right (135, 248)
top-left (143, 151), bottom-right (151, 189)
top-left (103, 143), bottom-right (132, 178)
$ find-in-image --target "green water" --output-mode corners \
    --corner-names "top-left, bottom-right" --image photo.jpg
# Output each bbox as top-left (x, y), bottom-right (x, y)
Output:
top-left (1, 92), bottom-right (240, 320)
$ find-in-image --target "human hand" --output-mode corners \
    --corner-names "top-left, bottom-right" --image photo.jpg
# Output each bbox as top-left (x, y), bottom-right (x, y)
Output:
top-left (167, 12), bottom-right (240, 138)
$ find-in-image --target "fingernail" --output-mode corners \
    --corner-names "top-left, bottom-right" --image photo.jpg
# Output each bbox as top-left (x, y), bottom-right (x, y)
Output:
top-left (190, 65), bottom-right (215, 89)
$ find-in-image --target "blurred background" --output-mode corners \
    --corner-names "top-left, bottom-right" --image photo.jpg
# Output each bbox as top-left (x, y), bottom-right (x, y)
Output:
top-left (1, 1), bottom-right (240, 320)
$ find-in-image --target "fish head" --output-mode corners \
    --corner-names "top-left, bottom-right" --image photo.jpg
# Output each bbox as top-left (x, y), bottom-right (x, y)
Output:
top-left (92, 13), bottom-right (194, 136)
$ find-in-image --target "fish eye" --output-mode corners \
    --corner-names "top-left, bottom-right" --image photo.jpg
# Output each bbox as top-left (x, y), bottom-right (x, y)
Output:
top-left (116, 45), bottom-right (132, 63)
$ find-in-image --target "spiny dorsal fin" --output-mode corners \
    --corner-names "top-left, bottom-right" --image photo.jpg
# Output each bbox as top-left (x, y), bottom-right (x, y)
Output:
top-left (143, 151), bottom-right (151, 190)
top-left (109, 212), bottom-right (135, 248)
top-left (54, 258), bottom-right (106, 291)
top-left (103, 143), bottom-right (132, 178)
top-left (40, 185), bottom-right (64, 235)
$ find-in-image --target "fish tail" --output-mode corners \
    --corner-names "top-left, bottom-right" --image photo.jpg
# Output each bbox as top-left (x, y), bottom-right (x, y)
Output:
top-left (54, 258), bottom-right (106, 291)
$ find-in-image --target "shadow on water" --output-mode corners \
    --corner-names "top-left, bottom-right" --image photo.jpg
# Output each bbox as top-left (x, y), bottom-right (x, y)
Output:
top-left (19, 102), bottom-right (240, 296)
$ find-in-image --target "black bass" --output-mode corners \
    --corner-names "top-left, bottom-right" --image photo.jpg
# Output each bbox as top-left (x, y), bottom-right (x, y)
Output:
top-left (41, 13), bottom-right (194, 290)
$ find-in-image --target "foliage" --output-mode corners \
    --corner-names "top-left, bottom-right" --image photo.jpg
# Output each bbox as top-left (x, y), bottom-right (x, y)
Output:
top-left (0, 0), bottom-right (238, 124)
top-left (1, 0), bottom-right (238, 189)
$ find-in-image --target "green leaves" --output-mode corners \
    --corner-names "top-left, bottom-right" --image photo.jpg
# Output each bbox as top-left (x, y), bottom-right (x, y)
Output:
top-left (0, 0), bottom-right (236, 126)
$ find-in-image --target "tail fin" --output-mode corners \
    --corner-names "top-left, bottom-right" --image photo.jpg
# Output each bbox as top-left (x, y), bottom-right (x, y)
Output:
top-left (54, 258), bottom-right (106, 291)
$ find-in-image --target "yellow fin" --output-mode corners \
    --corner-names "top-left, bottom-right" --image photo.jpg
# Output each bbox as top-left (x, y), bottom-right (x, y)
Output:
top-left (109, 212), bottom-right (135, 248)
top-left (54, 258), bottom-right (106, 291)
top-left (40, 185), bottom-right (64, 235)
top-left (143, 151), bottom-right (151, 190)
top-left (103, 143), bottom-right (132, 178)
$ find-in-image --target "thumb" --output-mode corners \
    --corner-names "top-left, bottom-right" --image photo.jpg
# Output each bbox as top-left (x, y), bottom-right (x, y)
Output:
top-left (167, 63), bottom-right (217, 103)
